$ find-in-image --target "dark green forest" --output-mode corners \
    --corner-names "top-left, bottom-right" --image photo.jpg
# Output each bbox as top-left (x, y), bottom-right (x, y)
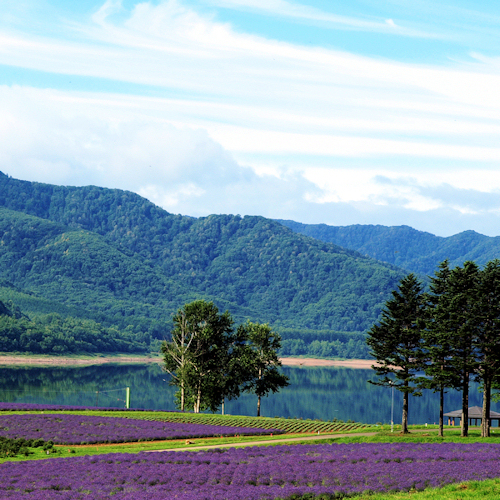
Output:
top-left (278, 220), bottom-right (500, 276)
top-left (0, 172), bottom-right (408, 356)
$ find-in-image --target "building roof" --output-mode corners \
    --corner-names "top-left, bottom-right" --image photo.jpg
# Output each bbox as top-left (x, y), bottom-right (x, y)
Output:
top-left (444, 406), bottom-right (500, 419)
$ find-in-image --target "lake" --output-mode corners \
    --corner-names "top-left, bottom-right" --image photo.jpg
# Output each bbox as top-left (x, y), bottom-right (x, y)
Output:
top-left (0, 363), bottom-right (494, 425)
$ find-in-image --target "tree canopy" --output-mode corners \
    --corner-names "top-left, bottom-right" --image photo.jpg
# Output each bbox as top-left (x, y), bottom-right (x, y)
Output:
top-left (162, 302), bottom-right (288, 414)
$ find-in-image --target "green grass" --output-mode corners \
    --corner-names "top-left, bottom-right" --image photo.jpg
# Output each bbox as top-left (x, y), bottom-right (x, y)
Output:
top-left (349, 478), bottom-right (500, 500)
top-left (0, 432), bottom-right (315, 463)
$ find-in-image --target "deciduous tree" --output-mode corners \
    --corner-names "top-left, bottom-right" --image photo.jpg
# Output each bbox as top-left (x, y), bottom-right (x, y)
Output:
top-left (239, 321), bottom-right (289, 417)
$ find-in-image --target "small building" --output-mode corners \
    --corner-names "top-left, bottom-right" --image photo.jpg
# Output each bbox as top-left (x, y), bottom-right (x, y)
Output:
top-left (444, 406), bottom-right (500, 427)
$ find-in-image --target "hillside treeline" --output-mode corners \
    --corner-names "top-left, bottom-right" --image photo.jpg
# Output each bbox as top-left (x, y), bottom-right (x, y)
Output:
top-left (0, 171), bottom-right (408, 356)
top-left (0, 301), bottom-right (147, 354)
top-left (278, 220), bottom-right (500, 276)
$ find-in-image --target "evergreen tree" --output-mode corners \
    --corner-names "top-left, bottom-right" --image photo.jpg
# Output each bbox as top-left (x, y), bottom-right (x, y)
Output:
top-left (422, 260), bottom-right (461, 437)
top-left (440, 261), bottom-right (480, 437)
top-left (476, 260), bottom-right (500, 437)
top-left (366, 274), bottom-right (426, 433)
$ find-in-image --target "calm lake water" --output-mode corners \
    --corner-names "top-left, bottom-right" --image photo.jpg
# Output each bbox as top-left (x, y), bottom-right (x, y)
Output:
top-left (0, 363), bottom-right (495, 425)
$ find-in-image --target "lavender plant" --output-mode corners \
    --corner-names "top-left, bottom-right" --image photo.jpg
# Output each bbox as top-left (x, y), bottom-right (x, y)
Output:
top-left (0, 403), bottom-right (154, 411)
top-left (1, 442), bottom-right (500, 499)
top-left (0, 414), bottom-right (276, 444)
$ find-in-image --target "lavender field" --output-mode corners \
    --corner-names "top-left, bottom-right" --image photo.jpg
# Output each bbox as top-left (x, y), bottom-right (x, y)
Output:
top-left (2, 442), bottom-right (500, 499)
top-left (0, 403), bottom-right (146, 412)
top-left (0, 414), bottom-right (276, 444)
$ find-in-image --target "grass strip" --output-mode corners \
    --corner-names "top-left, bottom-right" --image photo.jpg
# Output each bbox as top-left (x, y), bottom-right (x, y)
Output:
top-left (349, 478), bottom-right (500, 500)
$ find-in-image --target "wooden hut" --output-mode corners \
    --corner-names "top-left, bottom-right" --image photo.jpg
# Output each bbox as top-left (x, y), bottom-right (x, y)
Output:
top-left (444, 406), bottom-right (500, 427)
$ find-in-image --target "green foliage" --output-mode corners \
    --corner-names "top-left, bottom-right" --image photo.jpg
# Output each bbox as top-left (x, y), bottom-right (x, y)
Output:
top-left (278, 219), bottom-right (500, 277)
top-left (0, 436), bottom-right (46, 458)
top-left (238, 321), bottom-right (289, 416)
top-left (0, 172), bottom-right (405, 352)
top-left (0, 301), bottom-right (147, 354)
top-left (162, 300), bottom-right (240, 413)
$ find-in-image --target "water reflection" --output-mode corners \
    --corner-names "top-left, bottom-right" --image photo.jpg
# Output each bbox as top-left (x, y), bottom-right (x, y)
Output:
top-left (0, 364), bottom-right (494, 425)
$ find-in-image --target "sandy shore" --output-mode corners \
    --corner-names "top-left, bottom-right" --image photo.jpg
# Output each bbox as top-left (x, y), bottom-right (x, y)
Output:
top-left (0, 354), bottom-right (375, 368)
top-left (280, 357), bottom-right (376, 369)
top-left (0, 355), bottom-right (163, 366)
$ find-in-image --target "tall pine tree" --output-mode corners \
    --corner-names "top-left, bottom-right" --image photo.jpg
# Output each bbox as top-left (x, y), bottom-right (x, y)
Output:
top-left (367, 273), bottom-right (426, 433)
top-left (442, 261), bottom-right (480, 437)
top-left (476, 260), bottom-right (500, 437)
top-left (422, 260), bottom-right (461, 437)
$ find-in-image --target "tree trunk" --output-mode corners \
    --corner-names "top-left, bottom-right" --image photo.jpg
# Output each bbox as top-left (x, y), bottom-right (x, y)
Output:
top-left (180, 379), bottom-right (185, 412)
top-left (257, 366), bottom-right (262, 417)
top-left (482, 378), bottom-right (491, 438)
top-left (438, 385), bottom-right (444, 437)
top-left (402, 389), bottom-right (409, 434)
top-left (461, 371), bottom-right (469, 437)
top-left (195, 383), bottom-right (202, 414)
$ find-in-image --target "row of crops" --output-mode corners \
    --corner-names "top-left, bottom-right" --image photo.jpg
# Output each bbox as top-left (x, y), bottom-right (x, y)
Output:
top-left (111, 411), bottom-right (370, 434)
top-left (2, 442), bottom-right (500, 499)
top-left (0, 403), bottom-right (371, 438)
top-left (0, 413), bottom-right (278, 445)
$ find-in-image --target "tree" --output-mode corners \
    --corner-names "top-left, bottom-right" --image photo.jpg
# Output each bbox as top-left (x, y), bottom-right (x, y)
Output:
top-left (475, 260), bottom-right (500, 437)
top-left (441, 261), bottom-right (480, 437)
top-left (161, 305), bottom-right (195, 411)
top-left (239, 321), bottom-right (289, 417)
top-left (421, 260), bottom-right (461, 437)
top-left (366, 274), bottom-right (426, 433)
top-left (162, 300), bottom-right (236, 413)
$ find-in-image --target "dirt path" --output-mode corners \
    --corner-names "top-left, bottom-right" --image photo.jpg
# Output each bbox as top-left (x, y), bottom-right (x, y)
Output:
top-left (149, 428), bottom-right (440, 453)
top-left (147, 432), bottom-right (380, 453)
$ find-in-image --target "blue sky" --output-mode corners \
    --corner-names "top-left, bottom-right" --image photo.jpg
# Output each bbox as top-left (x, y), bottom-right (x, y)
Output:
top-left (1, 0), bottom-right (500, 236)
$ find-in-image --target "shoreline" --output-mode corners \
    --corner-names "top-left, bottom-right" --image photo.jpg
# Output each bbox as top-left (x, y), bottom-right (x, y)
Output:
top-left (0, 354), bottom-right (375, 369)
top-left (280, 357), bottom-right (376, 369)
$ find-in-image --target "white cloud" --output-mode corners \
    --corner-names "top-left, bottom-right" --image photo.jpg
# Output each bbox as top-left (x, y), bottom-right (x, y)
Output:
top-left (92, 0), bottom-right (124, 26)
top-left (208, 0), bottom-right (439, 38)
top-left (2, 1), bottom-right (500, 235)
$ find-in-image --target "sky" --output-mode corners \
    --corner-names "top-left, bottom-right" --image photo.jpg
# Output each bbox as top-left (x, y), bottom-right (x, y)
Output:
top-left (1, 1), bottom-right (500, 236)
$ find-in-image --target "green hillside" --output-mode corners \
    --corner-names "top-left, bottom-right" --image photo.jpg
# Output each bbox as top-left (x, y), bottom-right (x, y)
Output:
top-left (277, 220), bottom-right (500, 276)
top-left (0, 172), bottom-right (406, 356)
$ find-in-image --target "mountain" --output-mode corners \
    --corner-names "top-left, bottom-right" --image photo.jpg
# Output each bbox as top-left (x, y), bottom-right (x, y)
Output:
top-left (0, 172), bottom-right (407, 357)
top-left (277, 220), bottom-right (500, 276)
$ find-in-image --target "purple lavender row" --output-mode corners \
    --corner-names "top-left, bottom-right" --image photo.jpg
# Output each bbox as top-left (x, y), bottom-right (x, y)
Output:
top-left (0, 414), bottom-right (277, 444)
top-left (2, 442), bottom-right (500, 499)
top-left (0, 402), bottom-right (163, 412)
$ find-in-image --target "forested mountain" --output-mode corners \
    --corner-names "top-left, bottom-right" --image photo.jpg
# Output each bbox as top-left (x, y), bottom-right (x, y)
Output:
top-left (0, 172), bottom-right (405, 356)
top-left (277, 220), bottom-right (500, 276)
